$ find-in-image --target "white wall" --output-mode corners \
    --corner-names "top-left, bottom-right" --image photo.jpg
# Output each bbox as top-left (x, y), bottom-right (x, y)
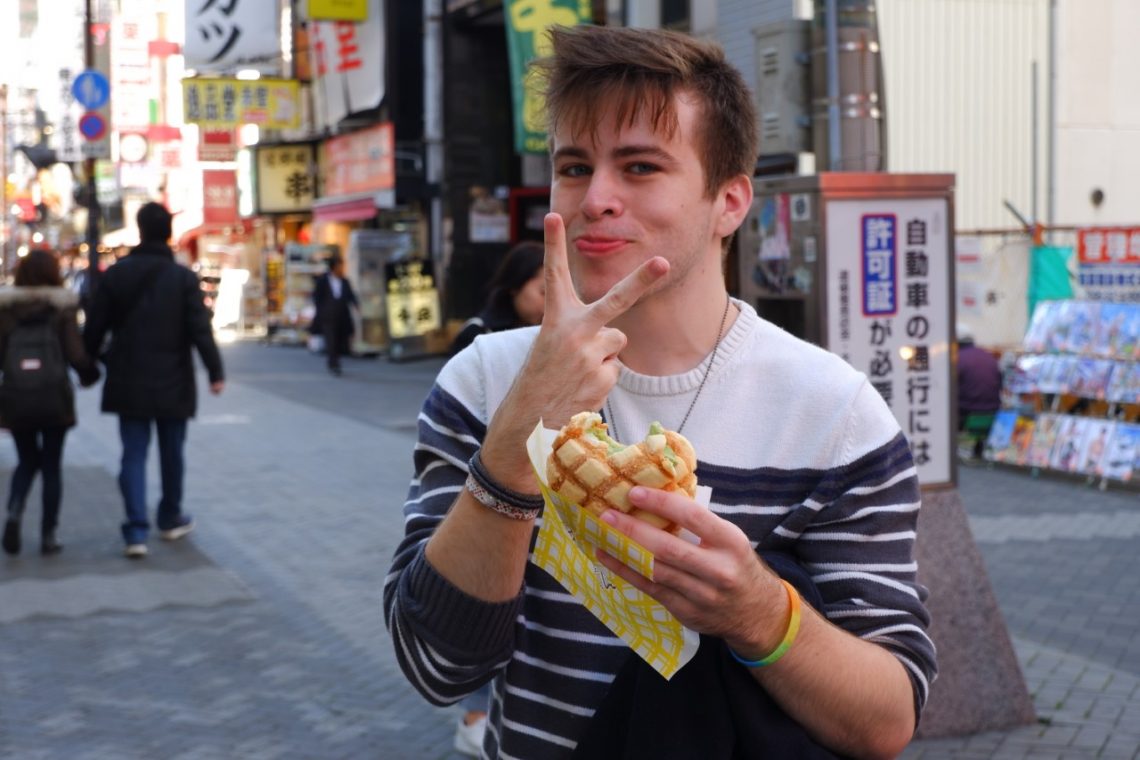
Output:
top-left (877, 0), bottom-right (1051, 231)
top-left (1055, 0), bottom-right (1140, 226)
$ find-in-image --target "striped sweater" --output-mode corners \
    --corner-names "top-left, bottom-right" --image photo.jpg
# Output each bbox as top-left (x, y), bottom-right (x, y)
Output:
top-left (384, 301), bottom-right (936, 759)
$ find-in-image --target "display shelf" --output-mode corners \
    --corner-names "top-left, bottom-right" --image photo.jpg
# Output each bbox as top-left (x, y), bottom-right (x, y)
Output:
top-left (984, 299), bottom-right (1140, 488)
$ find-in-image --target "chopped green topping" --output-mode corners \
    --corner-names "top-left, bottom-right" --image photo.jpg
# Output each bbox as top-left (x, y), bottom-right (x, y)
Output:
top-left (663, 445), bottom-right (678, 465)
top-left (589, 425), bottom-right (625, 453)
top-left (649, 421), bottom-right (665, 436)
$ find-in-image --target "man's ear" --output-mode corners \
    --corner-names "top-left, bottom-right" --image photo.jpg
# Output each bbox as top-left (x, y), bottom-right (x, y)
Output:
top-left (714, 174), bottom-right (754, 239)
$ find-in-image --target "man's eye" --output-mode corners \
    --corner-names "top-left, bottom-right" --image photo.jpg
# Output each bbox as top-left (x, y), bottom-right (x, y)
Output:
top-left (558, 164), bottom-right (591, 178)
top-left (627, 162), bottom-right (659, 175)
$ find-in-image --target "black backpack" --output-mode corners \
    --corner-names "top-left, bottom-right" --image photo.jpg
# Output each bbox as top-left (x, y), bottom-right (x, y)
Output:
top-left (0, 315), bottom-right (72, 428)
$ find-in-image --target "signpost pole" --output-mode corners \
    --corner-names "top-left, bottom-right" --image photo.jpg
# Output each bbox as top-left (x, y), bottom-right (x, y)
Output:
top-left (83, 0), bottom-right (101, 303)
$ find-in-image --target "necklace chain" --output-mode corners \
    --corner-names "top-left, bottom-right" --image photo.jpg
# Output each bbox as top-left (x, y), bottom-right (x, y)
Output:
top-left (605, 294), bottom-right (732, 443)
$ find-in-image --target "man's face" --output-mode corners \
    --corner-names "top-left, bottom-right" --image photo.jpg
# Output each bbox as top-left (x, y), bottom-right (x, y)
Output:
top-left (550, 93), bottom-right (726, 306)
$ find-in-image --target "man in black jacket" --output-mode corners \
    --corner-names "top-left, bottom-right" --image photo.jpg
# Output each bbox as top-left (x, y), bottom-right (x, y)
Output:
top-left (83, 202), bottom-right (225, 559)
top-left (311, 255), bottom-right (358, 376)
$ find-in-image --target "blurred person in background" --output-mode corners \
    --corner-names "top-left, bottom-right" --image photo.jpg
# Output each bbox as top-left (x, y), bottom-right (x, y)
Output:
top-left (83, 202), bottom-right (225, 559)
top-left (0, 249), bottom-right (100, 555)
top-left (449, 241), bottom-right (545, 357)
top-left (957, 322), bottom-right (1002, 458)
top-left (311, 255), bottom-right (359, 376)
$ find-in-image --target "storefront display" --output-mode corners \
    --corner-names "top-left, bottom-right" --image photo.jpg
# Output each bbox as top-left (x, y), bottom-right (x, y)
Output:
top-left (985, 299), bottom-right (1140, 486)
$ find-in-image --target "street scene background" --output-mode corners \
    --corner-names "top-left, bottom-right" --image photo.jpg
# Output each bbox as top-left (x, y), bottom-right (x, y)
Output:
top-left (0, 342), bottom-right (1137, 759)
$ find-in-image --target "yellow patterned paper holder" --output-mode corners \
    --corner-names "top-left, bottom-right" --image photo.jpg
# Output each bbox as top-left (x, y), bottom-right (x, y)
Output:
top-left (526, 421), bottom-right (700, 680)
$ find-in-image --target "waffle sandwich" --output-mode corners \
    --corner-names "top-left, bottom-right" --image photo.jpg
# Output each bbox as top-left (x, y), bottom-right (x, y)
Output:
top-left (546, 411), bottom-right (697, 533)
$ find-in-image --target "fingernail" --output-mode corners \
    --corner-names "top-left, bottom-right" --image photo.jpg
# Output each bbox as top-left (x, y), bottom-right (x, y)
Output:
top-left (600, 511), bottom-right (618, 525)
top-left (628, 486), bottom-right (645, 503)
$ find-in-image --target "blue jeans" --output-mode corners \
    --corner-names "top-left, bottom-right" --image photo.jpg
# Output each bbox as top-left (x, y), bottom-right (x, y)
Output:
top-left (118, 417), bottom-right (188, 544)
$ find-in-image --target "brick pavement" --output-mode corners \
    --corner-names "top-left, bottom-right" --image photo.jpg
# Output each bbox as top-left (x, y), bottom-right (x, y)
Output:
top-left (0, 340), bottom-right (1137, 759)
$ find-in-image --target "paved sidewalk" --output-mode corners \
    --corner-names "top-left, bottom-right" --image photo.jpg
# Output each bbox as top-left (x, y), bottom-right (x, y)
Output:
top-left (0, 340), bottom-right (1137, 759)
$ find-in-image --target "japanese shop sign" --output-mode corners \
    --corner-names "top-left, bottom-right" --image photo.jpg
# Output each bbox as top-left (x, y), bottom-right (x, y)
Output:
top-left (826, 198), bottom-right (952, 486)
top-left (182, 78), bottom-right (301, 129)
top-left (309, 0), bottom-right (385, 129)
top-left (199, 128), bottom-right (238, 162)
top-left (184, 0), bottom-right (280, 71)
top-left (319, 123), bottom-right (394, 198)
top-left (504, 0), bottom-right (592, 154)
top-left (203, 169), bottom-right (239, 225)
top-left (385, 259), bottom-right (441, 339)
top-left (256, 144), bottom-right (316, 213)
top-left (1077, 227), bottom-right (1140, 303)
top-left (308, 0), bottom-right (369, 21)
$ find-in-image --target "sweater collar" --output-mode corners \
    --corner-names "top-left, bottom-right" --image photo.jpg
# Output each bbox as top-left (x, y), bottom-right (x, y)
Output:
top-left (615, 298), bottom-right (756, 398)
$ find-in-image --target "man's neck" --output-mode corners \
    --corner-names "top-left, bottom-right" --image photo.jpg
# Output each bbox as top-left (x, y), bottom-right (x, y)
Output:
top-left (610, 269), bottom-right (736, 376)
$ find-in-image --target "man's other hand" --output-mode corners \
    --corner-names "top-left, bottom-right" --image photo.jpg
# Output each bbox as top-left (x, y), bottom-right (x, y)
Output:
top-left (210, 381), bottom-right (225, 395)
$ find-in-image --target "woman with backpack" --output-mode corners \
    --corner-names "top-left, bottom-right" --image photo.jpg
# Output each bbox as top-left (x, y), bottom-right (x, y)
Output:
top-left (0, 249), bottom-right (100, 555)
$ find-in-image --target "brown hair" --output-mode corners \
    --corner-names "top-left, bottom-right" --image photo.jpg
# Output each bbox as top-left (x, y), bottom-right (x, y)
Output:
top-left (14, 248), bottom-right (63, 287)
top-left (533, 25), bottom-right (758, 199)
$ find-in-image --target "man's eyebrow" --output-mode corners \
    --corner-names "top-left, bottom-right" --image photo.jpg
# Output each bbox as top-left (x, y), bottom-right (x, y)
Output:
top-left (612, 144), bottom-right (676, 163)
top-left (552, 146), bottom-right (590, 162)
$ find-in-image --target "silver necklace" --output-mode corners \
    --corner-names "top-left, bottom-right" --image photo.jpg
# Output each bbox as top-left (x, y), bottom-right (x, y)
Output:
top-left (605, 295), bottom-right (732, 443)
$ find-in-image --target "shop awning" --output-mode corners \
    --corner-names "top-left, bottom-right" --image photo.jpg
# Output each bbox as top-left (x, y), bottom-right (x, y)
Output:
top-left (312, 189), bottom-right (395, 222)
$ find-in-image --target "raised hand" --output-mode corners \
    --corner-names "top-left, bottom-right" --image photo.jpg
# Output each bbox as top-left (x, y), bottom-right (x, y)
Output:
top-left (480, 213), bottom-right (669, 489)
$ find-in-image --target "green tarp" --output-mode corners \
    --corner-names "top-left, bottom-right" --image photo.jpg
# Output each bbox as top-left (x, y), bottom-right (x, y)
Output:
top-left (1028, 245), bottom-right (1074, 318)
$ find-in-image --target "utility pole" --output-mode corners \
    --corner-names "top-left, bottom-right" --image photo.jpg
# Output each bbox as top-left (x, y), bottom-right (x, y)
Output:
top-left (83, 0), bottom-right (102, 303)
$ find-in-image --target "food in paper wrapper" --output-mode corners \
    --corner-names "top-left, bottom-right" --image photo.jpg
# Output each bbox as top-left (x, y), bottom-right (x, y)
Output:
top-left (546, 411), bottom-right (697, 533)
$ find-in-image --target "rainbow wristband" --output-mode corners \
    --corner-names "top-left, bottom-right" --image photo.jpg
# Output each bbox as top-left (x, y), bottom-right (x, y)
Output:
top-left (728, 579), bottom-right (802, 668)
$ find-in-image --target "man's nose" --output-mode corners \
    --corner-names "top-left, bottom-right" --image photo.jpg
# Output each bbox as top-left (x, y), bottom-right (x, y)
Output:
top-left (579, 169), bottom-right (622, 219)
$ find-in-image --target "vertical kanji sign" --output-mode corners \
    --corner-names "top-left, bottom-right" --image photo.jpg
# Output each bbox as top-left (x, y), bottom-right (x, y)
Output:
top-left (827, 197), bottom-right (953, 486)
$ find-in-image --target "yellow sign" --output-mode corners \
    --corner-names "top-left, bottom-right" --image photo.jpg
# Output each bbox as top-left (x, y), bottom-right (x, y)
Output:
top-left (182, 78), bottom-right (301, 130)
top-left (526, 423), bottom-right (700, 679)
top-left (308, 0), bottom-right (368, 21)
top-left (385, 260), bottom-right (442, 339)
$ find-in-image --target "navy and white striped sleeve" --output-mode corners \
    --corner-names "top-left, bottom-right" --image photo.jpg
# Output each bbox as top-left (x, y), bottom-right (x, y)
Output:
top-left (382, 358), bottom-right (523, 706)
top-left (798, 381), bottom-right (938, 718)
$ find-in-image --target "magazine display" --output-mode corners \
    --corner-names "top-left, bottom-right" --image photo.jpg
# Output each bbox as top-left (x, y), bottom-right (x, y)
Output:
top-left (1026, 413), bottom-right (1062, 469)
top-left (1101, 424), bottom-right (1140, 481)
top-left (982, 300), bottom-right (1138, 484)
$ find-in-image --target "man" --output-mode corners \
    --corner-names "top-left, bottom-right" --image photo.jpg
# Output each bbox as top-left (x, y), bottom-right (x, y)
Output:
top-left (84, 202), bottom-right (224, 559)
top-left (957, 322), bottom-right (1002, 458)
top-left (384, 26), bottom-right (935, 759)
top-left (311, 254), bottom-right (358, 375)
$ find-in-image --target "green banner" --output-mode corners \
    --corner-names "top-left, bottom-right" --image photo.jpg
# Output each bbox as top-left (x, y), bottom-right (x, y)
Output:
top-left (504, 0), bottom-right (592, 155)
top-left (1028, 245), bottom-right (1075, 319)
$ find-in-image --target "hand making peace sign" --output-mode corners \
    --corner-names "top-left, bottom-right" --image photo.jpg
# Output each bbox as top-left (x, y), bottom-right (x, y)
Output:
top-left (479, 213), bottom-right (669, 489)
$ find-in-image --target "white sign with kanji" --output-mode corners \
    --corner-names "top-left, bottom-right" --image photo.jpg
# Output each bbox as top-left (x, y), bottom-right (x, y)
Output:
top-left (826, 197), bottom-right (953, 486)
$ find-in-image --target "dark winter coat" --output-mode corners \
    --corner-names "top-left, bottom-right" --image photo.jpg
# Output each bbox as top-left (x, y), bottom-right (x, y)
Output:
top-left (0, 286), bottom-right (100, 429)
top-left (311, 272), bottom-right (358, 339)
top-left (82, 241), bottom-right (224, 419)
top-left (958, 342), bottom-right (1002, 414)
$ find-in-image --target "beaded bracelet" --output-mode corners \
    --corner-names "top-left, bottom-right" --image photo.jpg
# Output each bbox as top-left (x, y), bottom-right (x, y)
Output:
top-left (727, 579), bottom-right (803, 668)
top-left (465, 450), bottom-right (544, 520)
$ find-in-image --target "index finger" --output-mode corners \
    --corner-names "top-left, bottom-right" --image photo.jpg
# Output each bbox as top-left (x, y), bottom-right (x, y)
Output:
top-left (543, 213), bottom-right (579, 312)
top-left (587, 256), bottom-right (670, 327)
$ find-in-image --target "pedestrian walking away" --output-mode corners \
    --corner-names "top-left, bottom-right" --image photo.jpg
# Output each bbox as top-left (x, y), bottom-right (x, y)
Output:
top-left (0, 249), bottom-right (100, 556)
top-left (311, 254), bottom-right (359, 376)
top-left (384, 25), bottom-right (936, 760)
top-left (82, 201), bottom-right (225, 559)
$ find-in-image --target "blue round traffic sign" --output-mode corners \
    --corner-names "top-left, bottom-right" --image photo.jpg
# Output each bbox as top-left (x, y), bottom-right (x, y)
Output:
top-left (72, 70), bottom-right (110, 110)
top-left (79, 112), bottom-right (107, 141)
